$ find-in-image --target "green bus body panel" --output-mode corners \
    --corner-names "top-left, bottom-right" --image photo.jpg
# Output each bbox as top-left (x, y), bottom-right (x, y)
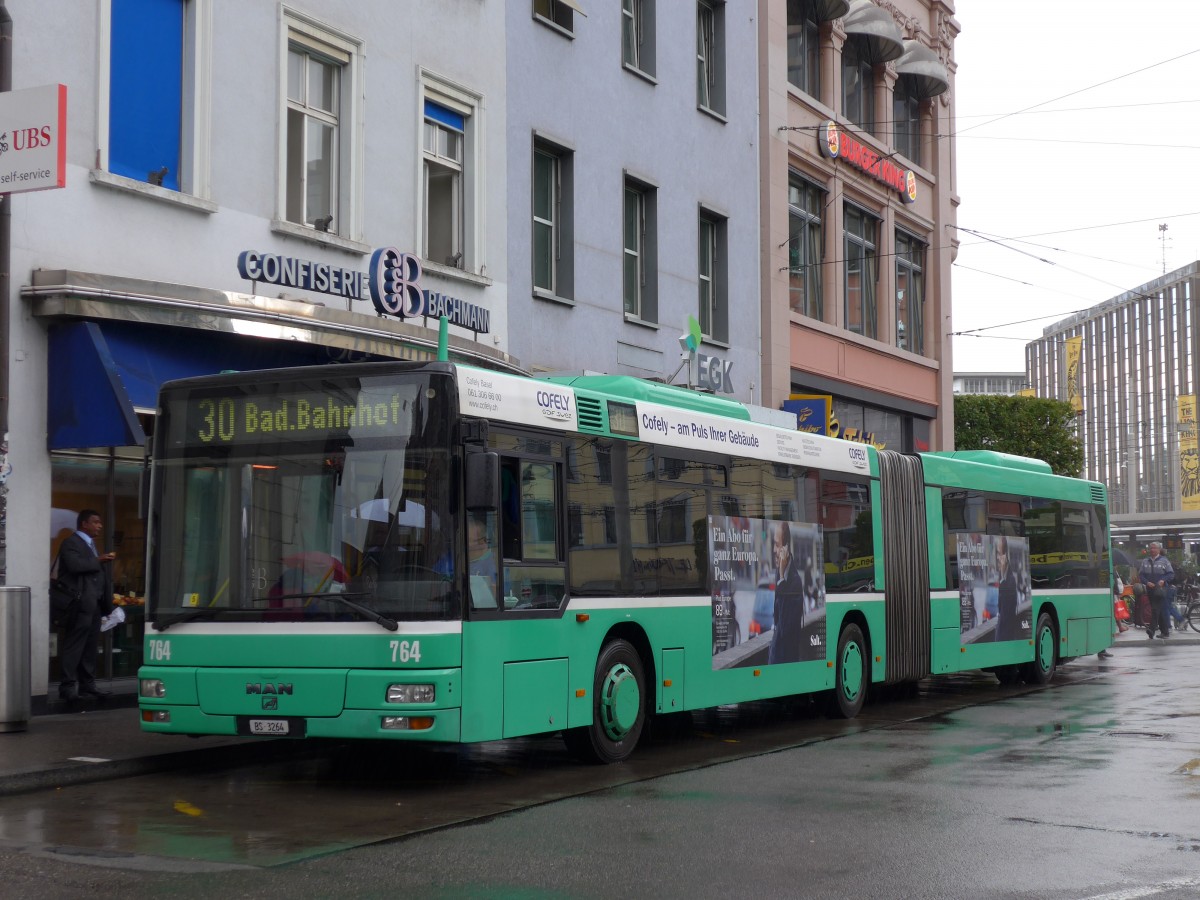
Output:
top-left (926, 450), bottom-right (1052, 475)
top-left (920, 452), bottom-right (1105, 504)
top-left (925, 484), bottom-right (948, 590)
top-left (502, 659), bottom-right (569, 738)
top-left (142, 597), bottom-right (896, 744)
top-left (660, 648), bottom-right (685, 712)
top-left (199, 668), bottom-right (348, 716)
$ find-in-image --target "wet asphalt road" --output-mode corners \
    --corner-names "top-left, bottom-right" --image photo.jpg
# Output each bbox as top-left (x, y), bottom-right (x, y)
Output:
top-left (1, 638), bottom-right (1198, 899)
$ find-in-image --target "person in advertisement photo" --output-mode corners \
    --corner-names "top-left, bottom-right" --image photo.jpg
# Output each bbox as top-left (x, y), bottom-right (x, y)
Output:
top-left (709, 515), bottom-right (824, 669)
top-left (994, 535), bottom-right (1031, 642)
top-left (958, 532), bottom-right (1032, 644)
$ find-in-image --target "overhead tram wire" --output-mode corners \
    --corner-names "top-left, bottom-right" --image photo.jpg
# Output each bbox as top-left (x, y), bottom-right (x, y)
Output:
top-left (952, 47), bottom-right (1200, 137)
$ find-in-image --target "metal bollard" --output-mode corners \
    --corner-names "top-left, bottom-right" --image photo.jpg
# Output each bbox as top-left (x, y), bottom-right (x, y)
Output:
top-left (0, 586), bottom-right (31, 732)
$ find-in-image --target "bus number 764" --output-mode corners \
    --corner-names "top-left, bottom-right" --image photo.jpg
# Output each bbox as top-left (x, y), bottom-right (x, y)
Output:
top-left (389, 640), bottom-right (422, 663)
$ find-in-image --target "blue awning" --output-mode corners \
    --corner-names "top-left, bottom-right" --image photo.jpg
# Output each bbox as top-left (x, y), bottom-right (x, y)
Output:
top-left (48, 322), bottom-right (145, 450)
top-left (47, 320), bottom-right (387, 450)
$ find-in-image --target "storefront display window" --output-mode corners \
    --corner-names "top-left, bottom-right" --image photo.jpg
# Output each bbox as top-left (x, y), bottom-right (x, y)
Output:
top-left (49, 416), bottom-right (151, 681)
top-left (830, 399), bottom-right (920, 453)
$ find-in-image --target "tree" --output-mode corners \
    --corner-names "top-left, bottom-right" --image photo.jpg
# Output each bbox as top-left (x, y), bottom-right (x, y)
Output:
top-left (954, 395), bottom-right (1084, 477)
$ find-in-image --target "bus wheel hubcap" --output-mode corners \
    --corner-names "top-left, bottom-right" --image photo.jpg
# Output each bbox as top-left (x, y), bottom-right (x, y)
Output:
top-left (841, 642), bottom-right (864, 700)
top-left (600, 663), bottom-right (640, 740)
top-left (1037, 628), bottom-right (1053, 670)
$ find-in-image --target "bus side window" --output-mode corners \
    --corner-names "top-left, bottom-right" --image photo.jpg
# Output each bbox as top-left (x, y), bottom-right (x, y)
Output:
top-left (500, 458), bottom-right (522, 560)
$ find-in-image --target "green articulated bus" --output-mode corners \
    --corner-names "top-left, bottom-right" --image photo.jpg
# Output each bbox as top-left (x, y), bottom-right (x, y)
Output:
top-left (138, 360), bottom-right (1113, 763)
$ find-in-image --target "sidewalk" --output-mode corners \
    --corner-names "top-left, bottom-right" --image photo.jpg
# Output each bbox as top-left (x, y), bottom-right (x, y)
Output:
top-left (1, 624), bottom-right (1193, 798)
top-left (2, 678), bottom-right (292, 798)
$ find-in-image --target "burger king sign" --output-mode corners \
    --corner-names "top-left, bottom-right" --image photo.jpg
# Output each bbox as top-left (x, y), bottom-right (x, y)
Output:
top-left (817, 121), bottom-right (917, 205)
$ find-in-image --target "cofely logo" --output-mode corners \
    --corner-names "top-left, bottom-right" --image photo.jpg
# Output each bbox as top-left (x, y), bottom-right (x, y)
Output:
top-left (847, 445), bottom-right (869, 469)
top-left (536, 389), bottom-right (573, 421)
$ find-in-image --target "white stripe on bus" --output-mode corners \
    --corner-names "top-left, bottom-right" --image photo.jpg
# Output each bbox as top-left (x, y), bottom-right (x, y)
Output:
top-left (146, 621), bottom-right (463, 636)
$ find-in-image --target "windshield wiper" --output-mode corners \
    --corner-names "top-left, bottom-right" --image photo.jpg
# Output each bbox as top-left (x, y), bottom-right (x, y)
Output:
top-left (154, 608), bottom-right (227, 631)
top-left (251, 591), bottom-right (399, 632)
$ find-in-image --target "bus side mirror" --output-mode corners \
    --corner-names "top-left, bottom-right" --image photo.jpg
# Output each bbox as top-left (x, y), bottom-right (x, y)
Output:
top-left (139, 432), bottom-right (153, 521)
top-left (465, 451), bottom-right (498, 512)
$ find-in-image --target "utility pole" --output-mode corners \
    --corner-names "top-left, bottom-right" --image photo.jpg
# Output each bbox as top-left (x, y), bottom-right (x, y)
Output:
top-left (0, 0), bottom-right (12, 584)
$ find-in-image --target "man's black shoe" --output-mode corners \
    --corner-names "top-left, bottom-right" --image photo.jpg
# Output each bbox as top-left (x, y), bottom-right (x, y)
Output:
top-left (58, 686), bottom-right (79, 701)
top-left (78, 685), bottom-right (111, 698)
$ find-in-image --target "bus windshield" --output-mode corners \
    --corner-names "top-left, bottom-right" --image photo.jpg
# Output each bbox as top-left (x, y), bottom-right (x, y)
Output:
top-left (148, 371), bottom-right (459, 627)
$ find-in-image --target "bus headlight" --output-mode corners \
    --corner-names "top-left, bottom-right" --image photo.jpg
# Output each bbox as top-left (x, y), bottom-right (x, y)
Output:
top-left (386, 683), bottom-right (435, 704)
top-left (140, 679), bottom-right (166, 698)
top-left (382, 716), bottom-right (435, 731)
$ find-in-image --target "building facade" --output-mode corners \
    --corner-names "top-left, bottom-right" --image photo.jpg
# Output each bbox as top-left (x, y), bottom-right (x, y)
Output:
top-left (759, 0), bottom-right (959, 452)
top-left (8, 0), bottom-right (520, 702)
top-left (505, 1), bottom-right (761, 402)
top-left (1028, 262), bottom-right (1200, 518)
top-left (5, 0), bottom-right (963, 705)
top-left (952, 372), bottom-right (1027, 396)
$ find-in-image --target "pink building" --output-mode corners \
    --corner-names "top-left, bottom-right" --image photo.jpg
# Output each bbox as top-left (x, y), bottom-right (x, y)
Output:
top-left (759, 0), bottom-right (960, 451)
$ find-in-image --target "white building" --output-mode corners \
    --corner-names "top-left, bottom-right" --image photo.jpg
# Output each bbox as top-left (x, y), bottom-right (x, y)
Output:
top-left (8, 0), bottom-right (518, 703)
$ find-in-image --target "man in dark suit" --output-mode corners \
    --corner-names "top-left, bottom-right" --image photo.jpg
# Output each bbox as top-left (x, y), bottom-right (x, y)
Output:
top-left (995, 535), bottom-right (1022, 642)
top-left (768, 521), bottom-right (806, 665)
top-left (57, 509), bottom-right (116, 701)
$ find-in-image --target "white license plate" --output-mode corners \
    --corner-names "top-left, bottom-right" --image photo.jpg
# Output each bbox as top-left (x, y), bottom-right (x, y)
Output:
top-left (249, 719), bottom-right (289, 735)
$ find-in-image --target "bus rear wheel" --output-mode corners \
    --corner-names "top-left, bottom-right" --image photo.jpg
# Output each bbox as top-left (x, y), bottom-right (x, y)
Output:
top-left (1022, 612), bottom-right (1057, 685)
top-left (826, 623), bottom-right (868, 719)
top-left (563, 638), bottom-right (646, 764)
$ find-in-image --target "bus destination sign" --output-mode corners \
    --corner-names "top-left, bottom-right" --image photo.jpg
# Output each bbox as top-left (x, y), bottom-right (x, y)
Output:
top-left (178, 382), bottom-right (421, 448)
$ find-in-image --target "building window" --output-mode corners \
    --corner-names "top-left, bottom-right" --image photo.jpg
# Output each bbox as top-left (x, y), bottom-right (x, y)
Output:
top-left (279, 13), bottom-right (361, 239)
top-left (104, 0), bottom-right (209, 195)
top-left (623, 178), bottom-right (658, 321)
top-left (533, 139), bottom-right (574, 299)
top-left (841, 36), bottom-right (875, 134)
top-left (696, 1), bottom-right (725, 115)
top-left (786, 0), bottom-right (821, 97)
top-left (534, 0), bottom-right (576, 34)
top-left (622, 0), bottom-right (656, 76)
top-left (421, 80), bottom-right (480, 270)
top-left (286, 45), bottom-right (340, 231)
top-left (698, 210), bottom-right (728, 342)
top-left (788, 174), bottom-right (824, 319)
top-left (844, 204), bottom-right (878, 339)
top-left (895, 230), bottom-right (926, 355)
top-left (893, 76), bottom-right (921, 165)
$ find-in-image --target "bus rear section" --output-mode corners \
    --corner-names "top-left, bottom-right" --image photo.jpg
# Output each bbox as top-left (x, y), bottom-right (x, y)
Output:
top-left (920, 450), bottom-right (1113, 685)
top-left (139, 363), bottom-right (468, 741)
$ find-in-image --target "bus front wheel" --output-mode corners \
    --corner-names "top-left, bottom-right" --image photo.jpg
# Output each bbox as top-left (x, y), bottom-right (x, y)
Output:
top-left (826, 623), bottom-right (868, 719)
top-left (563, 639), bottom-right (646, 764)
top-left (1022, 612), bottom-right (1058, 685)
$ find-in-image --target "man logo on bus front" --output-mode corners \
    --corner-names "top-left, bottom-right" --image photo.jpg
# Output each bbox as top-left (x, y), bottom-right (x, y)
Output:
top-left (263, 696), bottom-right (278, 711)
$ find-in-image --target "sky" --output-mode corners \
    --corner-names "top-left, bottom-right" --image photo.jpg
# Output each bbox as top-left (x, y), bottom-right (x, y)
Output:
top-left (949, 1), bottom-right (1200, 374)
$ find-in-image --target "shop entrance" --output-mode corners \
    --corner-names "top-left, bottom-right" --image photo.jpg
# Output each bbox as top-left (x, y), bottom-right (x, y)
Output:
top-left (49, 416), bottom-right (152, 682)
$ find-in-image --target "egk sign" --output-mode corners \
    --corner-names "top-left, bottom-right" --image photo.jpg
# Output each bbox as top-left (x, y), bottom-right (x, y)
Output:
top-left (818, 121), bottom-right (917, 204)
